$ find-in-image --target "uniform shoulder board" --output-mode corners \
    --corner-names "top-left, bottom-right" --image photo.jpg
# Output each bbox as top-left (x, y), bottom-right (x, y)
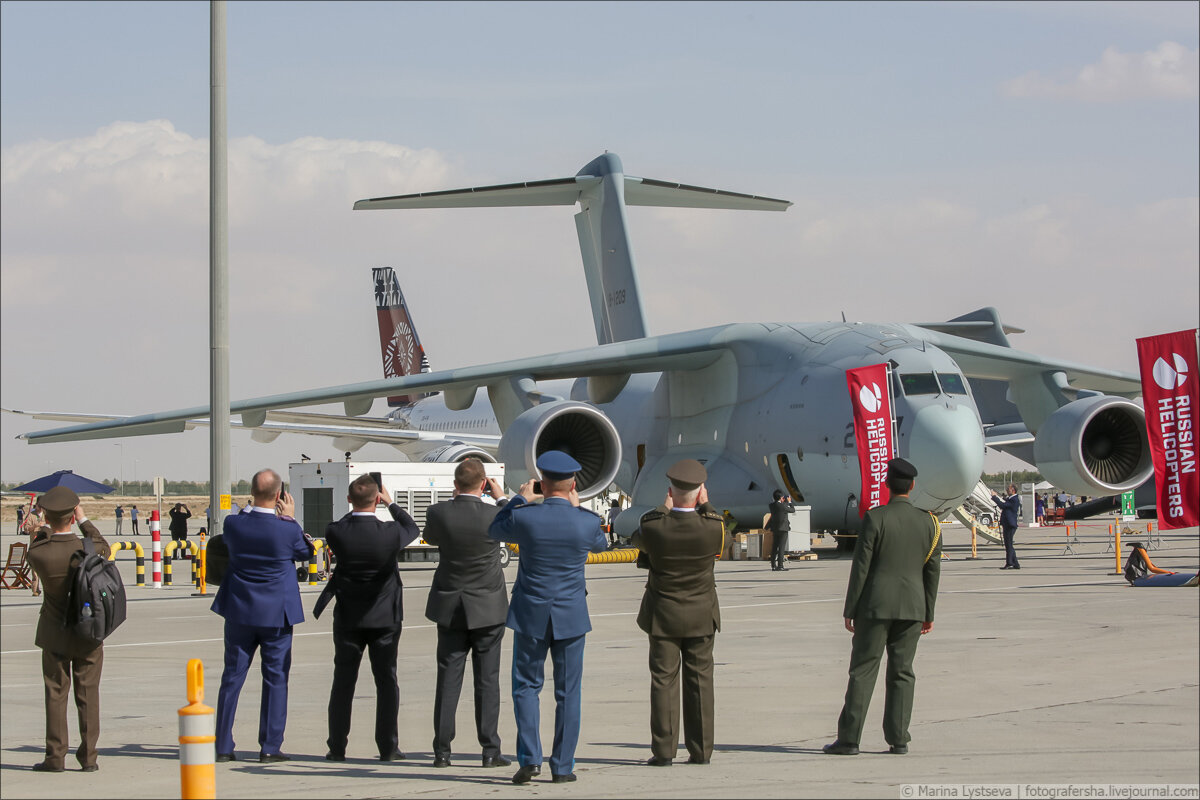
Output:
top-left (699, 508), bottom-right (724, 522)
top-left (639, 508), bottom-right (665, 524)
top-left (578, 507), bottom-right (603, 519)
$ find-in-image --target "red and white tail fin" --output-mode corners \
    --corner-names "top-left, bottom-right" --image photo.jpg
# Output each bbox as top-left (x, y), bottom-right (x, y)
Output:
top-left (372, 267), bottom-right (431, 407)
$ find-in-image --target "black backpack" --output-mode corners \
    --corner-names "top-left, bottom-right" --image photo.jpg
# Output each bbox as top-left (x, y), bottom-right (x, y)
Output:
top-left (64, 536), bottom-right (127, 644)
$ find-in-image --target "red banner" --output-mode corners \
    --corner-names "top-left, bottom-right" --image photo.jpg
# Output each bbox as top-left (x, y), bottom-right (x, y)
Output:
top-left (1136, 329), bottom-right (1199, 530)
top-left (846, 364), bottom-right (896, 517)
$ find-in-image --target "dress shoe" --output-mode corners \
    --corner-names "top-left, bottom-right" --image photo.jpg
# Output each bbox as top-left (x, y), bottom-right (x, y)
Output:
top-left (511, 764), bottom-right (541, 784)
top-left (1012, 566), bottom-right (1021, 570)
top-left (889, 744), bottom-right (908, 755)
top-left (999, 565), bottom-right (1011, 569)
top-left (32, 761), bottom-right (65, 773)
top-left (81, 764), bottom-right (99, 772)
top-left (325, 751), bottom-right (345, 762)
top-left (686, 755), bottom-right (710, 765)
top-left (379, 750), bottom-right (405, 762)
top-left (645, 756), bottom-right (673, 766)
top-left (822, 740), bottom-right (859, 755)
top-left (259, 752), bottom-right (290, 763)
top-left (551, 773), bottom-right (577, 783)
top-left (215, 753), bottom-right (236, 763)
top-left (482, 755), bottom-right (511, 768)
top-left (433, 755), bottom-right (451, 768)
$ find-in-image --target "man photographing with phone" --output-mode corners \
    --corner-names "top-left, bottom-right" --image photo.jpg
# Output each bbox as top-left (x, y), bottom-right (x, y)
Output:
top-left (487, 451), bottom-right (608, 785)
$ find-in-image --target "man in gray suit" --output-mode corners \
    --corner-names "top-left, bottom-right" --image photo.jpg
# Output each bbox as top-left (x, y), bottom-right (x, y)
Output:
top-left (422, 459), bottom-right (512, 769)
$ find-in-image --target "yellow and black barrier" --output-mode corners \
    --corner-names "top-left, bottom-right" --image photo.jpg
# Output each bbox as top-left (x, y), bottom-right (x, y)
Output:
top-left (163, 540), bottom-right (200, 587)
top-left (108, 541), bottom-right (146, 587)
top-left (308, 539), bottom-right (327, 586)
top-left (178, 658), bottom-right (216, 799)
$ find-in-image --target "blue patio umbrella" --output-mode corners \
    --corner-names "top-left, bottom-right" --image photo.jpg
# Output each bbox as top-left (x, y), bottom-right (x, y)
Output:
top-left (13, 470), bottom-right (115, 495)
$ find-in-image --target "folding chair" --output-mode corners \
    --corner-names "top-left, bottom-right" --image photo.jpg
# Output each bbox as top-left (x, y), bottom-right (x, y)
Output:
top-left (0, 542), bottom-right (33, 590)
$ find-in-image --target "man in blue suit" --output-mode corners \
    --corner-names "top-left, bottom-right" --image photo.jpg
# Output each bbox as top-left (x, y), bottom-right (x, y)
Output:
top-left (488, 451), bottom-right (608, 785)
top-left (211, 469), bottom-right (312, 763)
top-left (991, 483), bottom-right (1022, 570)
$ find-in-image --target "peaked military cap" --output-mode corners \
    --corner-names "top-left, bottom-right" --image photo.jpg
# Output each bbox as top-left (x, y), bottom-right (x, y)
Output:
top-left (536, 450), bottom-right (581, 480)
top-left (887, 457), bottom-right (918, 480)
top-left (666, 458), bottom-right (707, 490)
top-left (38, 486), bottom-right (80, 512)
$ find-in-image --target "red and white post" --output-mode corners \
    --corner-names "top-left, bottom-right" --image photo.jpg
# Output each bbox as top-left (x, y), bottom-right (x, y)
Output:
top-left (151, 509), bottom-right (163, 588)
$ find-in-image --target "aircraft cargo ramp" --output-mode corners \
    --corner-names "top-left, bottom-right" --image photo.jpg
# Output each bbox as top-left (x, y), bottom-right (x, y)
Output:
top-left (950, 480), bottom-right (1003, 543)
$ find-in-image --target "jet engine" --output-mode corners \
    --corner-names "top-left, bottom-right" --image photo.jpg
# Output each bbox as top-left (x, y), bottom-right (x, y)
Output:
top-left (419, 444), bottom-right (497, 464)
top-left (497, 401), bottom-right (622, 500)
top-left (1033, 395), bottom-right (1152, 496)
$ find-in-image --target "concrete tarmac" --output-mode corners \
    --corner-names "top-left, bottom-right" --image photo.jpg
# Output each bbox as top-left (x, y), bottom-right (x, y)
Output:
top-left (1, 519), bottom-right (1197, 798)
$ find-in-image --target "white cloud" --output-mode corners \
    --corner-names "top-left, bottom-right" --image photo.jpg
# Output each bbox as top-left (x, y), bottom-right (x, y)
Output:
top-left (1002, 41), bottom-right (1199, 101)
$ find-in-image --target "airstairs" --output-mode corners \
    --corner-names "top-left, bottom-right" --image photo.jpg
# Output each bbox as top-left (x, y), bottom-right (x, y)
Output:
top-left (950, 480), bottom-right (1002, 543)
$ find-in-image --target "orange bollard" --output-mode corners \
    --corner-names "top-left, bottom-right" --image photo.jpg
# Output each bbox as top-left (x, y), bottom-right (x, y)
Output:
top-left (968, 524), bottom-right (979, 559)
top-left (1111, 525), bottom-right (1123, 575)
top-left (178, 659), bottom-right (216, 799)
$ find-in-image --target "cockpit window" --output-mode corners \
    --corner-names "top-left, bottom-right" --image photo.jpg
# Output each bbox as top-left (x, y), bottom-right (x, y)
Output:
top-left (937, 372), bottom-right (968, 395)
top-left (899, 373), bottom-right (939, 396)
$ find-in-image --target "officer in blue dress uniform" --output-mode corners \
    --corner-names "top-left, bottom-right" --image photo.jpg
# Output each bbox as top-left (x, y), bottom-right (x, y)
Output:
top-left (488, 451), bottom-right (609, 785)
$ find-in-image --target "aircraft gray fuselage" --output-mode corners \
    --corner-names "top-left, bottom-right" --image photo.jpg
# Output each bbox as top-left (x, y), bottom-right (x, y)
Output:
top-left (391, 320), bottom-right (982, 534)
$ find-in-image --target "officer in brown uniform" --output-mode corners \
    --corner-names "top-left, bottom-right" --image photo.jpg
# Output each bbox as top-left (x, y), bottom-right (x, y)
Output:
top-left (25, 486), bottom-right (111, 773)
top-left (631, 459), bottom-right (725, 766)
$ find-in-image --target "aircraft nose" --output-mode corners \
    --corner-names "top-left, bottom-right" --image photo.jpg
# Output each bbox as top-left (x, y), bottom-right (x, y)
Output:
top-left (905, 402), bottom-right (985, 510)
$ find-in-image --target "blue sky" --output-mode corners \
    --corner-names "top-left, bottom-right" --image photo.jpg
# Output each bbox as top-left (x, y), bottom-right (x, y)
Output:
top-left (2, 1), bottom-right (1197, 483)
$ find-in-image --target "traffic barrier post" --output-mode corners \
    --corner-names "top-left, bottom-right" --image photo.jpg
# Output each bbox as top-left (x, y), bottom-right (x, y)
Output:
top-left (309, 540), bottom-right (324, 586)
top-left (194, 531), bottom-right (207, 594)
top-left (108, 541), bottom-right (147, 587)
top-left (163, 541), bottom-right (200, 587)
top-left (968, 524), bottom-right (979, 559)
top-left (178, 659), bottom-right (216, 799)
top-left (151, 510), bottom-right (162, 588)
top-left (1111, 525), bottom-right (1123, 575)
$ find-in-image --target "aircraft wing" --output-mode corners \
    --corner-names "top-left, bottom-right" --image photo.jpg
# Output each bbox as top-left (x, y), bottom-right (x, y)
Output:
top-left (18, 327), bottom-right (732, 445)
top-left (915, 329), bottom-right (1142, 396)
top-left (2, 407), bottom-right (498, 448)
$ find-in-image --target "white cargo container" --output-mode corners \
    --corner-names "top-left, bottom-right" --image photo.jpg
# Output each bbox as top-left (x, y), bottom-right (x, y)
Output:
top-left (288, 460), bottom-right (508, 565)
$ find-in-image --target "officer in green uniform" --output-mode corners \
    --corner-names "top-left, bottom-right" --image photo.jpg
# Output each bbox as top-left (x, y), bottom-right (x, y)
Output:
top-left (824, 457), bottom-right (940, 756)
top-left (631, 459), bottom-right (726, 767)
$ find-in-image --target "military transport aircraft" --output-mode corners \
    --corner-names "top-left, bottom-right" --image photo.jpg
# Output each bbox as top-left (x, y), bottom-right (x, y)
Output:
top-left (9, 153), bottom-right (1152, 538)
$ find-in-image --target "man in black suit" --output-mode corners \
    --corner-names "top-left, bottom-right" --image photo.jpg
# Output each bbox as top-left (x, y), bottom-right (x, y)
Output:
top-left (767, 490), bottom-right (795, 571)
top-left (314, 473), bottom-right (420, 762)
top-left (422, 459), bottom-right (512, 769)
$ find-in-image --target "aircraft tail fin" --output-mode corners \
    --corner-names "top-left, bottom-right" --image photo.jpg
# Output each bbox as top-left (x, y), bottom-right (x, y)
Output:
top-left (912, 307), bottom-right (1025, 348)
top-left (355, 154), bottom-right (790, 345)
top-left (372, 267), bottom-right (432, 407)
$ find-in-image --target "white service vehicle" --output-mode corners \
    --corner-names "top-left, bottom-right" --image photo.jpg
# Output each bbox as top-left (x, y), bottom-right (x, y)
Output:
top-left (288, 460), bottom-right (509, 565)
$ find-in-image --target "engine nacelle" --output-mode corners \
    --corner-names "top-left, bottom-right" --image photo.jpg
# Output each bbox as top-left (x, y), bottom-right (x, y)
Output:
top-left (419, 444), bottom-right (497, 464)
top-left (1034, 395), bottom-right (1152, 496)
top-left (497, 401), bottom-right (622, 500)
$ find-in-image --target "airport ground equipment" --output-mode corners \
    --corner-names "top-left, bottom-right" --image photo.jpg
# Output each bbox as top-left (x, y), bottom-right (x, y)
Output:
top-left (107, 541), bottom-right (146, 587)
top-left (178, 658), bottom-right (216, 799)
top-left (951, 480), bottom-right (1002, 543)
top-left (289, 460), bottom-right (507, 564)
top-left (0, 542), bottom-right (34, 590)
